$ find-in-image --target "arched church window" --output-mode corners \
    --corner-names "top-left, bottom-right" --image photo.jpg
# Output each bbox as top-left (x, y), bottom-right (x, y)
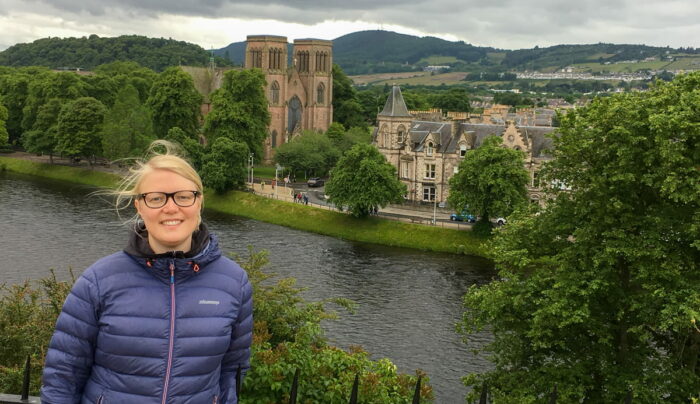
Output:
top-left (317, 83), bottom-right (325, 104)
top-left (271, 81), bottom-right (280, 105)
top-left (271, 130), bottom-right (278, 148)
top-left (288, 96), bottom-right (302, 133)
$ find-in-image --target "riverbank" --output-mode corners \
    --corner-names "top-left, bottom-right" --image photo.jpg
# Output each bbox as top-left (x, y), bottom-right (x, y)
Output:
top-left (0, 155), bottom-right (489, 257)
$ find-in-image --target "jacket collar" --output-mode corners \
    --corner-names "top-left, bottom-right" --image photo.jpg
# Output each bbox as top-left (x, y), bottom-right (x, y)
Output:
top-left (124, 223), bottom-right (222, 283)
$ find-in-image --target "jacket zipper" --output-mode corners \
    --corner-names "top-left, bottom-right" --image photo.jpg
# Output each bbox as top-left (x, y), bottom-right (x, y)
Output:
top-left (97, 395), bottom-right (104, 404)
top-left (161, 262), bottom-right (176, 404)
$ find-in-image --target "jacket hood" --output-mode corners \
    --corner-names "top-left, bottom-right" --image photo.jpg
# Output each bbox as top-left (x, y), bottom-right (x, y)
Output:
top-left (124, 223), bottom-right (222, 283)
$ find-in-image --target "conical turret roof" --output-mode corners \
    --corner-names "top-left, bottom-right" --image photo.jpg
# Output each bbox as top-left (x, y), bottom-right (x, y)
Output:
top-left (378, 85), bottom-right (412, 118)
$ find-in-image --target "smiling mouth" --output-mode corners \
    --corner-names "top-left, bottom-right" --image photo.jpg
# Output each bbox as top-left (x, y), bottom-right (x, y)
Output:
top-left (161, 220), bottom-right (183, 226)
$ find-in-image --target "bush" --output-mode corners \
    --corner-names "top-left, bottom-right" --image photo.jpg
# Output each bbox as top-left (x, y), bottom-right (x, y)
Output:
top-left (0, 250), bottom-right (433, 403)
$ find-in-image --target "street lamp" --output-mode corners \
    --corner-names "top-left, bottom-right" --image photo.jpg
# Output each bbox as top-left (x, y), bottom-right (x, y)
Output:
top-left (248, 154), bottom-right (254, 185)
top-left (275, 164), bottom-right (282, 199)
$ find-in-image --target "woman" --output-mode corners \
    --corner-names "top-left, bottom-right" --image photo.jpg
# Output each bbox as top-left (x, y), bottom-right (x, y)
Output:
top-left (41, 141), bottom-right (253, 404)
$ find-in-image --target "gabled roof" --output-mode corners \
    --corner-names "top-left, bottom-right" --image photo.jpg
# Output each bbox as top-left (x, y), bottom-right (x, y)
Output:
top-left (378, 85), bottom-right (413, 118)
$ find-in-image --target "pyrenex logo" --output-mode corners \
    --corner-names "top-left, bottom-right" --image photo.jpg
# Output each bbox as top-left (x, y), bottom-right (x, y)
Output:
top-left (199, 300), bottom-right (220, 305)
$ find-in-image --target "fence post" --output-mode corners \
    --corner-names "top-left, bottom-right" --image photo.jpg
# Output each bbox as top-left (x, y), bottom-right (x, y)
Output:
top-left (411, 375), bottom-right (421, 404)
top-left (235, 365), bottom-right (242, 398)
top-left (549, 384), bottom-right (558, 404)
top-left (348, 374), bottom-right (359, 404)
top-left (21, 356), bottom-right (30, 400)
top-left (288, 368), bottom-right (300, 404)
top-left (478, 382), bottom-right (488, 404)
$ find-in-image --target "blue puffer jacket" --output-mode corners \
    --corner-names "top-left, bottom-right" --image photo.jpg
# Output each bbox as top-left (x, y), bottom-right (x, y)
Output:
top-left (41, 227), bottom-right (253, 404)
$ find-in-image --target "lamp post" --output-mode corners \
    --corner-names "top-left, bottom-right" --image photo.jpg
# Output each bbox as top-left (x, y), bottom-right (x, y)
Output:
top-left (432, 189), bottom-right (437, 225)
top-left (248, 154), bottom-right (254, 185)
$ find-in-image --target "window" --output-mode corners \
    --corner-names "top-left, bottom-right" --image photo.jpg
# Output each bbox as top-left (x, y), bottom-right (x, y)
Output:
top-left (397, 126), bottom-right (405, 143)
top-left (317, 83), bottom-right (325, 104)
top-left (460, 144), bottom-right (467, 157)
top-left (425, 164), bottom-right (436, 179)
top-left (426, 141), bottom-right (434, 156)
top-left (453, 166), bottom-right (459, 174)
top-left (270, 81), bottom-right (280, 105)
top-left (402, 162), bottom-right (409, 178)
top-left (383, 132), bottom-right (389, 148)
top-left (423, 186), bottom-right (436, 201)
top-left (271, 130), bottom-right (277, 148)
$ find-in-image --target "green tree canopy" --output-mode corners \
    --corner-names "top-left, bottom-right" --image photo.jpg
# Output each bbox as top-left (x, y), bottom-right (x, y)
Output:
top-left (0, 101), bottom-right (9, 149)
top-left (164, 127), bottom-right (204, 170)
top-left (20, 98), bottom-right (63, 161)
top-left (200, 137), bottom-right (249, 193)
top-left (273, 131), bottom-right (340, 178)
top-left (325, 143), bottom-right (406, 217)
top-left (430, 87), bottom-right (471, 112)
top-left (101, 84), bottom-right (154, 160)
top-left (332, 64), bottom-right (367, 129)
top-left (0, 71), bottom-right (30, 144)
top-left (55, 97), bottom-right (106, 162)
top-left (203, 69), bottom-right (270, 161)
top-left (448, 135), bottom-right (529, 228)
top-left (147, 67), bottom-right (202, 138)
top-left (21, 71), bottom-right (87, 133)
top-left (459, 73), bottom-right (700, 403)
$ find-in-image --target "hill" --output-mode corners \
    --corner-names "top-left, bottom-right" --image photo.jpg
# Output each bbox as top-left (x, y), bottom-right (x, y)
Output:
top-left (215, 30), bottom-right (698, 76)
top-left (0, 35), bottom-right (226, 71)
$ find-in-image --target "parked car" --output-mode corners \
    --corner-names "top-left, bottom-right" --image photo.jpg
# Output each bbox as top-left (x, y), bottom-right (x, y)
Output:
top-left (307, 177), bottom-right (325, 187)
top-left (450, 211), bottom-right (476, 223)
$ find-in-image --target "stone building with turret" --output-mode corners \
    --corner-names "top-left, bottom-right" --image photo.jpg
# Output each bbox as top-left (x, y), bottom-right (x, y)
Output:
top-left (245, 35), bottom-right (333, 161)
top-left (374, 86), bottom-right (555, 206)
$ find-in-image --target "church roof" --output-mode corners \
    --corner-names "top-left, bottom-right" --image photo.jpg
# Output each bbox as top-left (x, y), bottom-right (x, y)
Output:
top-left (378, 86), bottom-right (413, 117)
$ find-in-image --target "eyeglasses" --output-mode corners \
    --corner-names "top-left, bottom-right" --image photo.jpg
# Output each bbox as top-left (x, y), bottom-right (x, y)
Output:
top-left (138, 191), bottom-right (200, 209)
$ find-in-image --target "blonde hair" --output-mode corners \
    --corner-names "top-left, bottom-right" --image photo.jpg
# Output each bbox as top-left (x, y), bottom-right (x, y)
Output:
top-left (114, 140), bottom-right (203, 223)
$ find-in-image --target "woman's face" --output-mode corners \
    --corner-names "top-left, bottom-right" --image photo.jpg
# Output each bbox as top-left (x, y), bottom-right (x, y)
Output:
top-left (134, 169), bottom-right (202, 254)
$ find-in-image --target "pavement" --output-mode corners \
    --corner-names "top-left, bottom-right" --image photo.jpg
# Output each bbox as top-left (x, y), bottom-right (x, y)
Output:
top-left (249, 180), bottom-right (474, 231)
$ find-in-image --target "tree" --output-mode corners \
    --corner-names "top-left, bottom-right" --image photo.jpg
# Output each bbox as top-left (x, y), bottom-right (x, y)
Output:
top-left (147, 67), bottom-right (202, 138)
top-left (448, 136), bottom-right (529, 230)
top-left (101, 85), bottom-right (154, 160)
top-left (332, 64), bottom-right (366, 129)
top-left (21, 72), bottom-right (87, 134)
top-left (325, 143), bottom-right (406, 217)
top-left (21, 98), bottom-right (62, 162)
top-left (200, 137), bottom-right (249, 193)
top-left (165, 127), bottom-right (204, 170)
top-left (0, 101), bottom-right (9, 150)
top-left (203, 69), bottom-right (270, 160)
top-left (431, 87), bottom-right (471, 112)
top-left (0, 72), bottom-right (31, 144)
top-left (459, 73), bottom-right (700, 403)
top-left (273, 131), bottom-right (340, 178)
top-left (55, 97), bottom-right (106, 163)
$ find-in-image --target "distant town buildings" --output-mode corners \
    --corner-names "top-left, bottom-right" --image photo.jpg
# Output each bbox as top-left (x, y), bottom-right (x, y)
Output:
top-left (374, 86), bottom-right (556, 206)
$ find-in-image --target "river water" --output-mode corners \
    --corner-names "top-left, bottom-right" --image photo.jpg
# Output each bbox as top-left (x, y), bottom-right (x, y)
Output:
top-left (0, 171), bottom-right (495, 403)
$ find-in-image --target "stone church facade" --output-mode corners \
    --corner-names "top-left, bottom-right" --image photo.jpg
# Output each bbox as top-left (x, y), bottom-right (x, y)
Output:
top-left (374, 86), bottom-right (555, 207)
top-left (245, 35), bottom-right (333, 161)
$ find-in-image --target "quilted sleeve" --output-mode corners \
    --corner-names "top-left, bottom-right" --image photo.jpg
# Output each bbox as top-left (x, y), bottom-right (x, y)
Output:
top-left (219, 269), bottom-right (253, 404)
top-left (40, 269), bottom-right (101, 404)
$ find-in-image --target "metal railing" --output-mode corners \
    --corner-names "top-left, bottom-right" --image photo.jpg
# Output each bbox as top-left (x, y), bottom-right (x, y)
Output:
top-left (0, 357), bottom-right (635, 404)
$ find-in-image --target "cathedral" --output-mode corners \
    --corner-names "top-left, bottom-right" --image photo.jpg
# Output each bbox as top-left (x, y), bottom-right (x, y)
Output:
top-left (374, 86), bottom-right (555, 206)
top-left (245, 35), bottom-right (333, 161)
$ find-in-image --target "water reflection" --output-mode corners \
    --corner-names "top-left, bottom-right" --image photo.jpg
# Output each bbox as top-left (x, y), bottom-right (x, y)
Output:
top-left (0, 171), bottom-right (495, 403)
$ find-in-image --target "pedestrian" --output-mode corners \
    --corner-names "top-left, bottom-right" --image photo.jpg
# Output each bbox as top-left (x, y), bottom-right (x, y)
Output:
top-left (41, 140), bottom-right (253, 404)
top-left (303, 194), bottom-right (309, 205)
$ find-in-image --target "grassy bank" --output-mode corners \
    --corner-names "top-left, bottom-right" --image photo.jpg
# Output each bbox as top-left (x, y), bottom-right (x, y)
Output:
top-left (1, 156), bottom-right (489, 257)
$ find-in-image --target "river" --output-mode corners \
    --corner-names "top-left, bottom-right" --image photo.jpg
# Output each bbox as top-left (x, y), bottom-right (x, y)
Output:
top-left (0, 171), bottom-right (495, 403)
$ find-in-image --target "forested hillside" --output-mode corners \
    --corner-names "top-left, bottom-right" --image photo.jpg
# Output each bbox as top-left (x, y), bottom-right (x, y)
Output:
top-left (0, 35), bottom-right (230, 71)
top-left (215, 30), bottom-right (697, 75)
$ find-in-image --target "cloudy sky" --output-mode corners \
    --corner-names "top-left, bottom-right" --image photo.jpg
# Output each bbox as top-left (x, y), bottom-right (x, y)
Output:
top-left (1, 0), bottom-right (698, 51)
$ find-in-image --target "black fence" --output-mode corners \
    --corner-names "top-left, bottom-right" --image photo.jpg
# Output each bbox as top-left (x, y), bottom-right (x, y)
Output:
top-left (0, 356), bottom-right (634, 404)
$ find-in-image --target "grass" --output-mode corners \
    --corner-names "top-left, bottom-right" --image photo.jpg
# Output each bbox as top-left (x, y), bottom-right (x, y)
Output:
top-left (1, 156), bottom-right (490, 257)
top-left (418, 56), bottom-right (460, 65)
top-left (204, 191), bottom-right (489, 256)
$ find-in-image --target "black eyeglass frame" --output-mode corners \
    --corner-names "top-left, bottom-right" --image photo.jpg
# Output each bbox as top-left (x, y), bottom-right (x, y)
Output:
top-left (138, 190), bottom-right (201, 209)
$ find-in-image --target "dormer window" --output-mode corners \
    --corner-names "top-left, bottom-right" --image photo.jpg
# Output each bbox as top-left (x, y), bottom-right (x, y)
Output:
top-left (459, 144), bottom-right (467, 157)
top-left (426, 141), bottom-right (434, 156)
